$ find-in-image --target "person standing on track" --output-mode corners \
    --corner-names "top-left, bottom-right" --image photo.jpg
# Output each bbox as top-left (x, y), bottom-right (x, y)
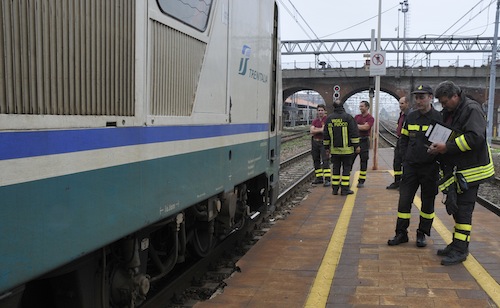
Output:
top-left (387, 85), bottom-right (442, 248)
top-left (310, 104), bottom-right (331, 186)
top-left (323, 100), bottom-right (360, 195)
top-left (353, 100), bottom-right (374, 188)
top-left (428, 80), bottom-right (494, 265)
top-left (387, 96), bottom-right (411, 189)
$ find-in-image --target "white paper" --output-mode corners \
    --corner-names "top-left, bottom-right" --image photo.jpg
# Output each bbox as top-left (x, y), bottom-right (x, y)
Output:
top-left (427, 123), bottom-right (453, 143)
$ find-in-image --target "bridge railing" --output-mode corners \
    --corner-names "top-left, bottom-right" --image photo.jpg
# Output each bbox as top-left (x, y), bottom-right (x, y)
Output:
top-left (282, 58), bottom-right (489, 70)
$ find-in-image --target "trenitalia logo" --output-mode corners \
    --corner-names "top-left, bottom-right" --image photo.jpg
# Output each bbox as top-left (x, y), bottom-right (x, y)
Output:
top-left (238, 45), bottom-right (268, 83)
top-left (238, 45), bottom-right (251, 75)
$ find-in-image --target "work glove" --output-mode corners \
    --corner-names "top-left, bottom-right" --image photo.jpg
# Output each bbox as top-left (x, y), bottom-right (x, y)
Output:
top-left (443, 185), bottom-right (458, 215)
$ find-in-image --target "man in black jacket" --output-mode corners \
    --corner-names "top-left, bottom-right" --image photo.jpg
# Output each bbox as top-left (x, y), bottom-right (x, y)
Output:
top-left (388, 85), bottom-right (442, 248)
top-left (427, 81), bottom-right (495, 265)
top-left (323, 100), bottom-right (360, 195)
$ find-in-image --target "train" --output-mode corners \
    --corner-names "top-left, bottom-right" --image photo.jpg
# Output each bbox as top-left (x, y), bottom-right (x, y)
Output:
top-left (283, 101), bottom-right (317, 127)
top-left (0, 0), bottom-right (282, 307)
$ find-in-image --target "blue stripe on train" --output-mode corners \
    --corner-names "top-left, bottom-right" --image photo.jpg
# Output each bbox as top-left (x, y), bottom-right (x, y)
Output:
top-left (0, 123), bottom-right (268, 160)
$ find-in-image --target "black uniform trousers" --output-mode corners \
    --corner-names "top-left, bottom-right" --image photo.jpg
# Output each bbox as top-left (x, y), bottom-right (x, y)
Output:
top-left (331, 154), bottom-right (354, 192)
top-left (450, 185), bottom-right (478, 253)
top-left (392, 138), bottom-right (403, 183)
top-left (312, 139), bottom-right (331, 180)
top-left (353, 137), bottom-right (369, 183)
top-left (395, 162), bottom-right (438, 236)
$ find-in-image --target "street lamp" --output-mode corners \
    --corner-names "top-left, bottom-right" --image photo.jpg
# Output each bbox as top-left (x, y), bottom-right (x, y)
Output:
top-left (400, 0), bottom-right (409, 68)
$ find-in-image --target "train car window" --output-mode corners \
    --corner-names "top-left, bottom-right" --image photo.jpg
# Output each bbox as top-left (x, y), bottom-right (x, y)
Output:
top-left (156, 0), bottom-right (213, 31)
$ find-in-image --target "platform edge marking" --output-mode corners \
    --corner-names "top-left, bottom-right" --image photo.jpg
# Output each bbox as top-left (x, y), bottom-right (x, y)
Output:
top-left (413, 195), bottom-right (500, 306)
top-left (304, 172), bottom-right (360, 307)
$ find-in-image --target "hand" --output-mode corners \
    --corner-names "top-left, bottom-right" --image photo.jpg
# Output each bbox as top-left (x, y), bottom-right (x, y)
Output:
top-left (427, 142), bottom-right (447, 155)
top-left (355, 146), bottom-right (360, 154)
top-left (325, 149), bottom-right (330, 157)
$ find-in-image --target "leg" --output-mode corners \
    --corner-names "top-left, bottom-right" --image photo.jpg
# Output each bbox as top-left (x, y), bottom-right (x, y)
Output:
top-left (331, 155), bottom-right (341, 195)
top-left (311, 140), bottom-right (323, 184)
top-left (358, 139), bottom-right (369, 186)
top-left (441, 186), bottom-right (478, 265)
top-left (388, 164), bottom-right (419, 245)
top-left (321, 146), bottom-right (331, 186)
top-left (340, 154), bottom-right (353, 195)
top-left (387, 140), bottom-right (403, 189)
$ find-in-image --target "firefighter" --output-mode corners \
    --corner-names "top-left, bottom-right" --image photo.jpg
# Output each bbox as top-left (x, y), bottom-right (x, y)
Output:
top-left (428, 81), bottom-right (494, 265)
top-left (323, 100), bottom-right (360, 195)
top-left (388, 85), bottom-right (442, 248)
top-left (387, 96), bottom-right (411, 189)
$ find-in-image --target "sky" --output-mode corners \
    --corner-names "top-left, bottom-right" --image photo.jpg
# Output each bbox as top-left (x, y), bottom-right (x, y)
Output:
top-left (278, 0), bottom-right (499, 68)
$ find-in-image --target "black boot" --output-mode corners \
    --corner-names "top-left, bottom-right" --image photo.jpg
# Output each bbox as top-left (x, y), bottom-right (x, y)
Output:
top-left (441, 249), bottom-right (468, 266)
top-left (341, 189), bottom-right (354, 195)
top-left (312, 178), bottom-right (324, 184)
top-left (332, 186), bottom-right (339, 195)
top-left (437, 244), bottom-right (453, 256)
top-left (386, 182), bottom-right (400, 189)
top-left (416, 230), bottom-right (426, 247)
top-left (388, 232), bottom-right (409, 246)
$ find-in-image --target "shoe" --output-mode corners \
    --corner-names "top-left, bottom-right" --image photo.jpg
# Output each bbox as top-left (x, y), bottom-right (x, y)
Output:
top-left (441, 249), bottom-right (468, 266)
top-left (437, 244), bottom-right (453, 256)
top-left (332, 187), bottom-right (339, 195)
top-left (357, 182), bottom-right (364, 188)
top-left (386, 182), bottom-right (400, 189)
top-left (416, 230), bottom-right (426, 247)
top-left (387, 233), bottom-right (409, 246)
top-left (340, 190), bottom-right (354, 195)
top-left (323, 180), bottom-right (331, 187)
top-left (312, 178), bottom-right (324, 184)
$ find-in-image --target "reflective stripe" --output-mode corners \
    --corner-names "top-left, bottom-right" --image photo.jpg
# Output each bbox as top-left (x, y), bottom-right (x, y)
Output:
top-left (454, 232), bottom-right (470, 242)
top-left (408, 124), bottom-right (420, 131)
top-left (422, 125), bottom-right (429, 131)
top-left (398, 212), bottom-right (411, 219)
top-left (455, 223), bottom-right (472, 231)
top-left (351, 137), bottom-right (360, 143)
top-left (394, 171), bottom-right (403, 176)
top-left (420, 211), bottom-right (435, 219)
top-left (455, 135), bottom-right (471, 152)
top-left (401, 128), bottom-right (409, 136)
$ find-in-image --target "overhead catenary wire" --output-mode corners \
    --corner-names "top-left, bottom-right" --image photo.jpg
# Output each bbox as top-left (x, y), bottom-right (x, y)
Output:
top-left (406, 0), bottom-right (496, 67)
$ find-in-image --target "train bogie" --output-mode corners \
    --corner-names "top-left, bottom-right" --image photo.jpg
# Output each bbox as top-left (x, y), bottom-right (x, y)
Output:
top-left (0, 0), bottom-right (282, 306)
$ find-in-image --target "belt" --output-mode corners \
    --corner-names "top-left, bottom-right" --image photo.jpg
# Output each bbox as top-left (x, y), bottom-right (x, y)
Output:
top-left (313, 138), bottom-right (323, 141)
top-left (360, 136), bottom-right (369, 140)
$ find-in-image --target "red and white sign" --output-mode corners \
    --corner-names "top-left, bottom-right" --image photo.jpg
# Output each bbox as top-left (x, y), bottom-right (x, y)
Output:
top-left (369, 51), bottom-right (386, 76)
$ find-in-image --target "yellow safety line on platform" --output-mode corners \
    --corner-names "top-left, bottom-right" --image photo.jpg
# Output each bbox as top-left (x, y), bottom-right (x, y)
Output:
top-left (412, 192), bottom-right (500, 306)
top-left (388, 170), bottom-right (500, 304)
top-left (304, 172), bottom-right (360, 308)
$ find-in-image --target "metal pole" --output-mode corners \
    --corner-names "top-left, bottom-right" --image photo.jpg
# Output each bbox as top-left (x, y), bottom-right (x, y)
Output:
top-left (372, 0), bottom-right (382, 170)
top-left (487, 0), bottom-right (500, 144)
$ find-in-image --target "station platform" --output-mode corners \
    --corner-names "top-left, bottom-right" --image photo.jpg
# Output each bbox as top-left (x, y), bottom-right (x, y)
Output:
top-left (194, 148), bottom-right (500, 307)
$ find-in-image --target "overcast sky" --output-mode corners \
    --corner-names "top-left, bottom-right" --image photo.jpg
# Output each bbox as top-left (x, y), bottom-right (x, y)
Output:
top-left (278, 0), bottom-right (499, 67)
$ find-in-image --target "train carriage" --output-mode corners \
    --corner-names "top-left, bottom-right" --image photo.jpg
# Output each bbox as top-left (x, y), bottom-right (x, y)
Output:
top-left (0, 0), bottom-right (282, 306)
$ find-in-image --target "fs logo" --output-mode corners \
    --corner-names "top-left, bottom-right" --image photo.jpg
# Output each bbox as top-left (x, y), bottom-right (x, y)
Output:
top-left (238, 45), bottom-right (251, 75)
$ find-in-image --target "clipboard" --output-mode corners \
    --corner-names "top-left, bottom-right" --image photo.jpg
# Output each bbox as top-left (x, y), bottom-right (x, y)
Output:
top-left (425, 120), bottom-right (461, 144)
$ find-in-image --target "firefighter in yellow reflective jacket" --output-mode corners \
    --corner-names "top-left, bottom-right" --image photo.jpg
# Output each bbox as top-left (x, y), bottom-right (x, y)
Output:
top-left (323, 100), bottom-right (360, 195)
top-left (427, 81), bottom-right (495, 266)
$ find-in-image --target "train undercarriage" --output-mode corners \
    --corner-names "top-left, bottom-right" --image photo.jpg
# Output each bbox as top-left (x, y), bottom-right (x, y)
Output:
top-left (2, 175), bottom-right (272, 308)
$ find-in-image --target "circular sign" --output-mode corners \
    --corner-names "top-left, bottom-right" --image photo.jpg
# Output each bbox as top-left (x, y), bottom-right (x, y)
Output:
top-left (333, 85), bottom-right (340, 92)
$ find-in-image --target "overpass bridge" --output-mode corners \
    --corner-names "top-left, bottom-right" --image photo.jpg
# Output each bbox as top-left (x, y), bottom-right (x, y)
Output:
top-left (282, 65), bottom-right (500, 130)
top-left (281, 37), bottom-right (500, 131)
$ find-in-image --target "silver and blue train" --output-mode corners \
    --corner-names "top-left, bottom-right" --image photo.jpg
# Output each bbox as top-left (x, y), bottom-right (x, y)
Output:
top-left (0, 0), bottom-right (282, 306)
